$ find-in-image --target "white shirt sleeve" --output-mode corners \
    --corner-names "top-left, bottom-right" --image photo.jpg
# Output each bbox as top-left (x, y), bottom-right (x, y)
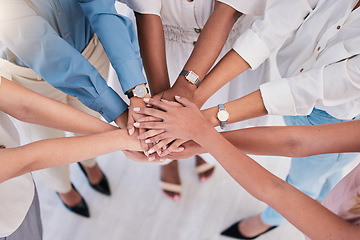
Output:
top-left (233, 0), bottom-right (318, 69)
top-left (216, 0), bottom-right (266, 16)
top-left (118, 0), bottom-right (161, 16)
top-left (260, 55), bottom-right (360, 116)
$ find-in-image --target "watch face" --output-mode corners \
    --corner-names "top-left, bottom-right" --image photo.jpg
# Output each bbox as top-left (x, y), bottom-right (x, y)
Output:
top-left (217, 110), bottom-right (229, 122)
top-left (135, 85), bottom-right (146, 98)
top-left (186, 71), bottom-right (199, 84)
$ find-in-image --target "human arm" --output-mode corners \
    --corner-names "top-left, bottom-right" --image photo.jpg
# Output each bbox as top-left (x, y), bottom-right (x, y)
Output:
top-left (193, 0), bottom-right (317, 106)
top-left (0, 77), bottom-right (117, 134)
top-left (0, 0), bottom-right (127, 123)
top-left (162, 1), bottom-right (243, 103)
top-left (133, 97), bottom-right (360, 239)
top-left (0, 129), bottom-right (143, 183)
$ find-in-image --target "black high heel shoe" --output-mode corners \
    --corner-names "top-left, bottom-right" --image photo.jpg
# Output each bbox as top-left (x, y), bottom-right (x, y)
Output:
top-left (57, 184), bottom-right (90, 218)
top-left (221, 220), bottom-right (277, 239)
top-left (78, 162), bottom-right (111, 196)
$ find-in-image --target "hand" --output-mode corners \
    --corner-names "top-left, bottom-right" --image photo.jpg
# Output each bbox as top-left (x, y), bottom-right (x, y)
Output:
top-left (114, 109), bottom-right (128, 129)
top-left (127, 93), bottom-right (151, 152)
top-left (133, 96), bottom-right (211, 142)
top-left (165, 140), bottom-right (205, 160)
top-left (123, 150), bottom-right (163, 163)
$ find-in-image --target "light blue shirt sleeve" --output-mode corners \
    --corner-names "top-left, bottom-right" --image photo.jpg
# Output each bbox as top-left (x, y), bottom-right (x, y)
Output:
top-left (0, 0), bottom-right (128, 122)
top-left (78, 0), bottom-right (147, 93)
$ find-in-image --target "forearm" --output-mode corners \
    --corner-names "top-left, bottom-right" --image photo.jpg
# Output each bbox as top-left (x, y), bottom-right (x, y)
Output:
top-left (182, 2), bottom-right (241, 82)
top-left (135, 13), bottom-right (170, 95)
top-left (222, 120), bottom-right (360, 157)
top-left (0, 78), bottom-right (116, 134)
top-left (0, 129), bottom-right (135, 183)
top-left (202, 89), bottom-right (267, 127)
top-left (193, 50), bottom-right (250, 107)
top-left (167, 3), bottom-right (241, 102)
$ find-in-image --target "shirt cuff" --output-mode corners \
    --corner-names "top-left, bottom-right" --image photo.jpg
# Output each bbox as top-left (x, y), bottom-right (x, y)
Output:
top-left (232, 29), bottom-right (271, 70)
top-left (113, 57), bottom-right (147, 93)
top-left (259, 79), bottom-right (297, 116)
top-left (88, 87), bottom-right (128, 122)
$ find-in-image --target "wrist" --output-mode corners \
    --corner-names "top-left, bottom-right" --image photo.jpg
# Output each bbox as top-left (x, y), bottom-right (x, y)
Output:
top-left (202, 107), bottom-right (220, 127)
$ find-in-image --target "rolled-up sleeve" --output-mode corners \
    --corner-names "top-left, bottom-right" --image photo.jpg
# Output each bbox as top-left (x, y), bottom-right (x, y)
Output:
top-left (118, 0), bottom-right (161, 16)
top-left (0, 0), bottom-right (127, 122)
top-left (233, 0), bottom-right (316, 69)
top-left (216, 0), bottom-right (266, 16)
top-left (260, 56), bottom-right (360, 116)
top-left (78, 0), bottom-right (147, 93)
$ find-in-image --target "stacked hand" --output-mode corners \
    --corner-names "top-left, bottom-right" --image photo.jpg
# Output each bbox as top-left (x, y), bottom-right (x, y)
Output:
top-left (132, 96), bottom-right (211, 161)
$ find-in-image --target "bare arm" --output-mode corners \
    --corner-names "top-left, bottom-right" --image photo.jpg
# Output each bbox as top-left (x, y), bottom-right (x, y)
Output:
top-left (193, 49), bottom-right (251, 107)
top-left (0, 77), bottom-right (117, 134)
top-left (0, 128), bottom-right (142, 183)
top-left (162, 1), bottom-right (242, 102)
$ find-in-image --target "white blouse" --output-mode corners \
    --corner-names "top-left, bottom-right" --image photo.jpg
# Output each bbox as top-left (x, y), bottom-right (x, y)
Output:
top-left (0, 77), bottom-right (35, 237)
top-left (120, 0), bottom-right (264, 29)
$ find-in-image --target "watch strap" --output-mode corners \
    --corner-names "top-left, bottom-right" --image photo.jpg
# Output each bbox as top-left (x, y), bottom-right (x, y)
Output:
top-left (218, 104), bottom-right (227, 129)
top-left (180, 70), bottom-right (201, 88)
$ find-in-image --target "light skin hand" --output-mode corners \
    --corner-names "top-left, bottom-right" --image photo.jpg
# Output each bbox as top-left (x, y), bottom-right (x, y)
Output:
top-left (165, 140), bottom-right (205, 160)
top-left (133, 96), bottom-right (211, 143)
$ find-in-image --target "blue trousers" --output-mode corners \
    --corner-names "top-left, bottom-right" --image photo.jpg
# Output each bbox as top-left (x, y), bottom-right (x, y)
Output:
top-left (261, 108), bottom-right (359, 226)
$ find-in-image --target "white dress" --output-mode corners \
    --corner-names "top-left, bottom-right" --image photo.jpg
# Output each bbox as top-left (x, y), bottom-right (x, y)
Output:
top-left (119, 0), bottom-right (268, 163)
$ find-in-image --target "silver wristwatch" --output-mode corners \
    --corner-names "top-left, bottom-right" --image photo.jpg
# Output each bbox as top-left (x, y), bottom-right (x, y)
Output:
top-left (217, 104), bottom-right (229, 129)
top-left (126, 85), bottom-right (149, 99)
top-left (179, 70), bottom-right (201, 88)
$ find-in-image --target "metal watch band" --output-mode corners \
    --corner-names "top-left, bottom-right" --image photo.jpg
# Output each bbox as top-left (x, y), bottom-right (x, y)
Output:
top-left (179, 70), bottom-right (201, 88)
top-left (126, 86), bottom-right (149, 99)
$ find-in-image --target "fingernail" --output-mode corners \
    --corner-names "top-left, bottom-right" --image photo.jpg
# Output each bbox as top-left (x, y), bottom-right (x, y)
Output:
top-left (133, 122), bottom-right (140, 127)
top-left (143, 98), bottom-right (150, 103)
top-left (162, 145), bottom-right (167, 150)
top-left (133, 107), bottom-right (140, 112)
top-left (175, 96), bottom-right (180, 99)
top-left (148, 148), bottom-right (155, 154)
top-left (175, 147), bottom-right (184, 152)
top-left (145, 139), bottom-right (151, 144)
top-left (148, 156), bottom-right (155, 161)
top-left (128, 128), bottom-right (134, 135)
top-left (160, 99), bottom-right (168, 102)
top-left (200, 177), bottom-right (206, 182)
top-left (157, 150), bottom-right (162, 156)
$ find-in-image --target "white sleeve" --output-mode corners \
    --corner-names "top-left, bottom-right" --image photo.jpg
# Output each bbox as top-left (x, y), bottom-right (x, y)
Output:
top-left (216, 0), bottom-right (266, 16)
top-left (118, 0), bottom-right (161, 16)
top-left (233, 0), bottom-right (317, 69)
top-left (260, 56), bottom-right (360, 116)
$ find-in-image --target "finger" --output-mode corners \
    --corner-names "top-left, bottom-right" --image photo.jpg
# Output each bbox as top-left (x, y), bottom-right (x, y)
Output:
top-left (137, 129), bottom-right (165, 140)
top-left (174, 95), bottom-right (195, 108)
top-left (137, 116), bottom-right (162, 123)
top-left (143, 98), bottom-right (173, 112)
top-left (133, 106), bottom-right (166, 119)
top-left (144, 132), bottom-right (170, 144)
top-left (127, 114), bottom-right (135, 135)
top-left (149, 138), bottom-right (173, 155)
top-left (159, 139), bottom-right (185, 157)
top-left (134, 121), bottom-right (166, 130)
top-left (139, 128), bottom-right (150, 152)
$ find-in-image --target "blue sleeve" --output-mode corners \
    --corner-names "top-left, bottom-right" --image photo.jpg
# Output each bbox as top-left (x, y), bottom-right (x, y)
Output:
top-left (0, 1), bottom-right (127, 122)
top-left (78, 0), bottom-right (147, 93)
